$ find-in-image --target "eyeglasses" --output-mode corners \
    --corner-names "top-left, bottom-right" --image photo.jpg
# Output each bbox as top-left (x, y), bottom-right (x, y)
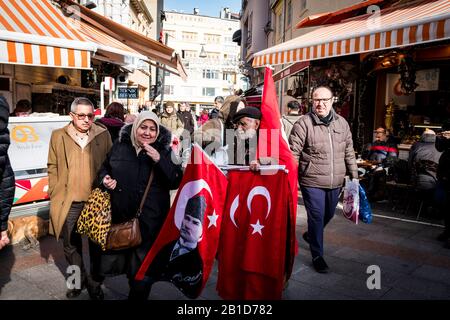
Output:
top-left (311, 97), bottom-right (333, 104)
top-left (71, 112), bottom-right (94, 120)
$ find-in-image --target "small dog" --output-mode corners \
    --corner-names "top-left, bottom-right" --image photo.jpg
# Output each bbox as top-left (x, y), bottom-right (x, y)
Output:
top-left (7, 216), bottom-right (49, 250)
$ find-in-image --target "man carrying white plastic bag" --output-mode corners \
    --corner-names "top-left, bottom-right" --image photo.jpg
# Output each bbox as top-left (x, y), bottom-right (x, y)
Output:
top-left (343, 177), bottom-right (360, 224)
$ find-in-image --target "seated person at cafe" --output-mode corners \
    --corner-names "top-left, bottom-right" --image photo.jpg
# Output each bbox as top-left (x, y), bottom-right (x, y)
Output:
top-left (362, 127), bottom-right (399, 201)
top-left (408, 129), bottom-right (442, 191)
top-left (10, 99), bottom-right (32, 117)
top-left (408, 129), bottom-right (442, 210)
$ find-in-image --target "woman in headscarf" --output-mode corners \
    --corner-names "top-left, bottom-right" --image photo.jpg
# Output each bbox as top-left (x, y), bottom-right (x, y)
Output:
top-left (89, 111), bottom-right (183, 300)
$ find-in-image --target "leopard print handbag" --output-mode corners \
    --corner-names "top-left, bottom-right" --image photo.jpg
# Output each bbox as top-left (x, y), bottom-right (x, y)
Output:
top-left (76, 188), bottom-right (112, 251)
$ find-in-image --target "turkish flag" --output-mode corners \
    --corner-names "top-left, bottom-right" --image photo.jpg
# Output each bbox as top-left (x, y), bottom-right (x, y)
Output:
top-left (135, 144), bottom-right (228, 299)
top-left (257, 67), bottom-right (299, 279)
top-left (217, 170), bottom-right (289, 299)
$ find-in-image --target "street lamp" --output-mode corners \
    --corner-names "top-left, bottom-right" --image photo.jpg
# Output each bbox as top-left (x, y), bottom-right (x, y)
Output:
top-left (199, 44), bottom-right (207, 58)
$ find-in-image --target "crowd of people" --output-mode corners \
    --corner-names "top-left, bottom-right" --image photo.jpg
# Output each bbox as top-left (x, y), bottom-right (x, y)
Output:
top-left (0, 87), bottom-right (449, 300)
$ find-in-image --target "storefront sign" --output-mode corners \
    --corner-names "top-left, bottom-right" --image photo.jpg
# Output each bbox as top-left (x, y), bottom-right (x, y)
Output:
top-left (118, 86), bottom-right (139, 99)
top-left (415, 68), bottom-right (439, 91)
top-left (8, 116), bottom-right (70, 173)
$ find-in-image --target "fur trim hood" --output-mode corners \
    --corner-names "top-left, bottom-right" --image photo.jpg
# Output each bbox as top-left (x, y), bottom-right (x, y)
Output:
top-left (118, 123), bottom-right (172, 150)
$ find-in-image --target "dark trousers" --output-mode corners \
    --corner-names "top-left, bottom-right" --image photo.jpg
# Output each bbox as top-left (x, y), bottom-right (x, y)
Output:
top-left (128, 277), bottom-right (153, 300)
top-left (301, 186), bottom-right (341, 259)
top-left (61, 202), bottom-right (87, 287)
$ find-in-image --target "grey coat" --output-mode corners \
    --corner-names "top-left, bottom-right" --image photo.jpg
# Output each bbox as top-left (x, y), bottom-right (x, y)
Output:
top-left (289, 110), bottom-right (358, 188)
top-left (408, 133), bottom-right (442, 190)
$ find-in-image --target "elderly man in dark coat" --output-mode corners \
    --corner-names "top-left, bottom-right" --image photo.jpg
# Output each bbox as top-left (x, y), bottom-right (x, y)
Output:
top-left (0, 97), bottom-right (15, 250)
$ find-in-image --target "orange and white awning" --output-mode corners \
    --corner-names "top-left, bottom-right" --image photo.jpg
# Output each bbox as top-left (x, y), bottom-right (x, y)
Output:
top-left (253, 0), bottom-right (450, 68)
top-left (78, 22), bottom-right (147, 66)
top-left (0, 0), bottom-right (95, 69)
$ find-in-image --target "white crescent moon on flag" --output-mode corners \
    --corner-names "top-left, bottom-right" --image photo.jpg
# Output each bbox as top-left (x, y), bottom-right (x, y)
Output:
top-left (230, 195), bottom-right (239, 228)
top-left (174, 179), bottom-right (213, 230)
top-left (247, 186), bottom-right (271, 219)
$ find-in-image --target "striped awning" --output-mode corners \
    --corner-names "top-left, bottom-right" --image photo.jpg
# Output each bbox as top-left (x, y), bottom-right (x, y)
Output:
top-left (78, 22), bottom-right (147, 66)
top-left (0, 0), bottom-right (95, 69)
top-left (253, 0), bottom-right (450, 68)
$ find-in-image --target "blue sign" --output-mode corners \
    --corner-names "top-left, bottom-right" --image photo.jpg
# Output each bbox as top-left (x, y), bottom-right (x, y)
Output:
top-left (118, 87), bottom-right (139, 99)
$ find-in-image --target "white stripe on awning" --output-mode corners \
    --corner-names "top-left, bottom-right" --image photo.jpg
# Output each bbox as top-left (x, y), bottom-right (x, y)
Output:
top-left (253, 0), bottom-right (450, 67)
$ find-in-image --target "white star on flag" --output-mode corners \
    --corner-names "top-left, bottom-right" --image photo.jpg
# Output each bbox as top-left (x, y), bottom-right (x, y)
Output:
top-left (250, 219), bottom-right (264, 235)
top-left (207, 212), bottom-right (219, 228)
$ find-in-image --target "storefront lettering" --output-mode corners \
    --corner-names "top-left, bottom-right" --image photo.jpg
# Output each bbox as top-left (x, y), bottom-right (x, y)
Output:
top-left (11, 125), bottom-right (39, 143)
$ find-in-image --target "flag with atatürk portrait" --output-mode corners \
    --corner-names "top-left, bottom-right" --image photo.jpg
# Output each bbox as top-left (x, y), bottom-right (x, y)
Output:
top-left (135, 144), bottom-right (228, 299)
top-left (217, 168), bottom-right (289, 300)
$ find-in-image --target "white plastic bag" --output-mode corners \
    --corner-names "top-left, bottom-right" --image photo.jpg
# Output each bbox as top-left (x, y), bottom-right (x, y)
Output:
top-left (343, 177), bottom-right (360, 224)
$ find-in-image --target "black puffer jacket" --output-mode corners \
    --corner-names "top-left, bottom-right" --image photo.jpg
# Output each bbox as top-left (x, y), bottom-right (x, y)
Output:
top-left (97, 123), bottom-right (183, 276)
top-left (436, 132), bottom-right (450, 191)
top-left (0, 97), bottom-right (15, 232)
top-left (408, 133), bottom-right (442, 190)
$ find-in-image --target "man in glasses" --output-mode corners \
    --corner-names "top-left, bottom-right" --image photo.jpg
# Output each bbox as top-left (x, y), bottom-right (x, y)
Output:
top-left (289, 86), bottom-right (358, 273)
top-left (362, 127), bottom-right (398, 201)
top-left (47, 97), bottom-right (112, 299)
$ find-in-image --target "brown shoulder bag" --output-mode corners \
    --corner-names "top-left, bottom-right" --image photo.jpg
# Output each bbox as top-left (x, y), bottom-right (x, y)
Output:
top-left (105, 170), bottom-right (154, 251)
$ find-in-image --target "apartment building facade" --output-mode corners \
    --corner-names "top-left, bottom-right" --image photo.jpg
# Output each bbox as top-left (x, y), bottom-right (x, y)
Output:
top-left (161, 8), bottom-right (245, 111)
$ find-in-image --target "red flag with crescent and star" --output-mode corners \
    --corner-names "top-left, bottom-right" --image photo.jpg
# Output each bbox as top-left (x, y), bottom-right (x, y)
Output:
top-left (135, 144), bottom-right (228, 299)
top-left (217, 169), bottom-right (289, 299)
top-left (257, 66), bottom-right (299, 280)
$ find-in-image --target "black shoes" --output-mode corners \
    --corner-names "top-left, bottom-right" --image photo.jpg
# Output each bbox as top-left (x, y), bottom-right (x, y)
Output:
top-left (87, 282), bottom-right (104, 300)
top-left (66, 288), bottom-right (83, 299)
top-left (312, 256), bottom-right (329, 273)
top-left (302, 231), bottom-right (310, 244)
top-left (437, 230), bottom-right (450, 242)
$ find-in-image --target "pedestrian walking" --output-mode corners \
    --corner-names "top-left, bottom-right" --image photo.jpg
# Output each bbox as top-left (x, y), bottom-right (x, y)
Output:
top-left (94, 111), bottom-right (183, 300)
top-left (289, 86), bottom-right (358, 273)
top-left (47, 97), bottom-right (112, 298)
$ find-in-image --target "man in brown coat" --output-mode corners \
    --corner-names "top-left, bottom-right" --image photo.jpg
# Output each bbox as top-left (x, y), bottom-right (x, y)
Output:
top-left (47, 97), bottom-right (112, 298)
top-left (289, 86), bottom-right (358, 273)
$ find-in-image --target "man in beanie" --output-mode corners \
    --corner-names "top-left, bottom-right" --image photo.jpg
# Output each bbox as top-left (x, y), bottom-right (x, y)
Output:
top-left (231, 106), bottom-right (262, 169)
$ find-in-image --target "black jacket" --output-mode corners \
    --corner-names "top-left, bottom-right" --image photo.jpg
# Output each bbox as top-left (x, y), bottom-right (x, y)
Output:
top-left (96, 124), bottom-right (183, 276)
top-left (408, 134), bottom-right (442, 190)
top-left (146, 240), bottom-right (203, 299)
top-left (436, 134), bottom-right (450, 191)
top-left (177, 111), bottom-right (195, 135)
top-left (95, 117), bottom-right (125, 143)
top-left (0, 96), bottom-right (15, 232)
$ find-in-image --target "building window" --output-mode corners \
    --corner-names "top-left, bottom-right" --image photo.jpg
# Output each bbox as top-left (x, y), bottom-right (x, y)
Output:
top-left (163, 85), bottom-right (174, 95)
top-left (204, 33), bottom-right (221, 44)
top-left (300, 0), bottom-right (307, 11)
top-left (202, 69), bottom-right (219, 79)
top-left (202, 87), bottom-right (216, 96)
top-left (181, 86), bottom-right (194, 96)
top-left (287, 0), bottom-right (292, 26)
top-left (182, 31), bottom-right (198, 42)
top-left (164, 70), bottom-right (170, 77)
top-left (223, 72), bottom-right (234, 82)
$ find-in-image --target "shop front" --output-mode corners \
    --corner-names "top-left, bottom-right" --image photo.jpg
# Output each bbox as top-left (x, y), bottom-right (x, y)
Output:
top-left (252, 0), bottom-right (450, 152)
top-left (1, 0), bottom-right (186, 217)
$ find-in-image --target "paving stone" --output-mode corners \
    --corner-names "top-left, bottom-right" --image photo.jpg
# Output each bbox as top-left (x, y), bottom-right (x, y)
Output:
top-left (391, 276), bottom-right (450, 299)
top-left (282, 279), bottom-right (354, 300)
top-left (0, 274), bottom-right (54, 300)
top-left (15, 263), bottom-right (66, 300)
top-left (410, 265), bottom-right (450, 287)
top-left (381, 287), bottom-right (433, 300)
